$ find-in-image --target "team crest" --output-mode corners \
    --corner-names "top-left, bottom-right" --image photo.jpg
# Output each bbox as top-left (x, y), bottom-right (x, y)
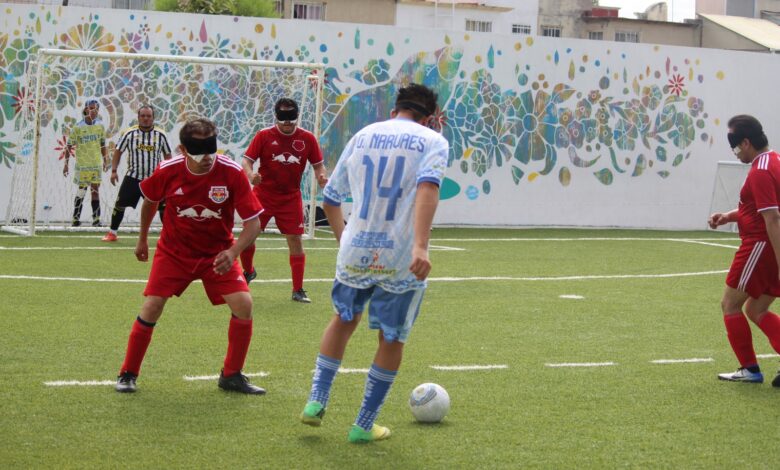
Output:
top-left (208, 186), bottom-right (228, 203)
top-left (292, 140), bottom-right (305, 152)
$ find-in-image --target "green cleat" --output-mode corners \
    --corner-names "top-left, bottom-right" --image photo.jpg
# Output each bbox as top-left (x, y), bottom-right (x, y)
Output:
top-left (347, 424), bottom-right (391, 444)
top-left (300, 401), bottom-right (326, 426)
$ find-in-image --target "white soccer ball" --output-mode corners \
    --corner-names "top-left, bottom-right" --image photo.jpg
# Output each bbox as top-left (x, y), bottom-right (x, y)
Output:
top-left (409, 383), bottom-right (450, 423)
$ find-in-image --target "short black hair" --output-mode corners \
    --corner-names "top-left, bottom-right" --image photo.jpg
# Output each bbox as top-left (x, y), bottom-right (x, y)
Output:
top-left (274, 98), bottom-right (298, 114)
top-left (138, 104), bottom-right (154, 118)
top-left (394, 83), bottom-right (438, 121)
top-left (728, 114), bottom-right (769, 149)
top-left (180, 118), bottom-right (217, 142)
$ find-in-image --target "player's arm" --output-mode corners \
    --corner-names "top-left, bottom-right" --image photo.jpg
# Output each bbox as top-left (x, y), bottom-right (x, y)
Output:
top-left (409, 182), bottom-right (440, 281)
top-left (762, 209), bottom-right (780, 274)
top-left (241, 157), bottom-right (261, 186)
top-left (110, 147), bottom-right (122, 185)
top-left (323, 202), bottom-right (345, 243)
top-left (134, 197), bottom-right (159, 262)
top-left (312, 161), bottom-right (328, 188)
top-left (213, 217), bottom-right (261, 275)
top-left (101, 138), bottom-right (109, 172)
top-left (708, 209), bottom-right (739, 229)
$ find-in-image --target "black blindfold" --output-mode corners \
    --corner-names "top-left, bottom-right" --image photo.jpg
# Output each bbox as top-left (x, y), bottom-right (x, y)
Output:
top-left (276, 109), bottom-right (299, 122)
top-left (727, 132), bottom-right (744, 149)
top-left (182, 135), bottom-right (217, 155)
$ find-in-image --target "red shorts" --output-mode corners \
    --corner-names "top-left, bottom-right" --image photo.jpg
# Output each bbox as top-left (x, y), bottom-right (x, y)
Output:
top-left (144, 246), bottom-right (249, 305)
top-left (726, 240), bottom-right (780, 299)
top-left (256, 190), bottom-right (304, 235)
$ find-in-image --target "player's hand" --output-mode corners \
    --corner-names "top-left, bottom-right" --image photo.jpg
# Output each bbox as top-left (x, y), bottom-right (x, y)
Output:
top-left (317, 173), bottom-right (328, 189)
top-left (135, 240), bottom-right (149, 262)
top-left (249, 172), bottom-right (261, 186)
top-left (708, 213), bottom-right (726, 229)
top-left (110, 171), bottom-right (119, 185)
top-left (213, 249), bottom-right (236, 275)
top-left (409, 246), bottom-right (431, 281)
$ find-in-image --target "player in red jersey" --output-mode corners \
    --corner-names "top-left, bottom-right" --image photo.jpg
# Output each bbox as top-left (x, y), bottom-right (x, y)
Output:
top-left (115, 118), bottom-right (266, 395)
top-left (708, 115), bottom-right (780, 386)
top-left (240, 98), bottom-right (328, 303)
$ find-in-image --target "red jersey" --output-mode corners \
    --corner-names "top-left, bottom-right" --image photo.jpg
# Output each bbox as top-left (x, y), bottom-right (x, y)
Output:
top-left (738, 150), bottom-right (780, 241)
top-left (140, 155), bottom-right (263, 258)
top-left (244, 126), bottom-right (323, 196)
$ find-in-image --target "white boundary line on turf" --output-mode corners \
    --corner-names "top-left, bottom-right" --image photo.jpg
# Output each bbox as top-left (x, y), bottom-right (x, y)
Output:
top-left (651, 358), bottom-right (713, 364)
top-left (429, 237), bottom-right (740, 242)
top-left (668, 239), bottom-right (740, 249)
top-left (338, 368), bottom-right (370, 373)
top-left (0, 246), bottom-right (339, 251)
top-left (545, 362), bottom-right (617, 367)
top-left (0, 270), bottom-right (730, 284)
top-left (44, 380), bottom-right (115, 387)
top-left (184, 372), bottom-right (269, 381)
top-left (430, 364), bottom-right (508, 371)
top-left (757, 353), bottom-right (780, 358)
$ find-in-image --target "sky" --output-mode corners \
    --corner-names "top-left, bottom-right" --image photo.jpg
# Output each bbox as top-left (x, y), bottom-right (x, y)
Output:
top-left (597, 0), bottom-right (697, 23)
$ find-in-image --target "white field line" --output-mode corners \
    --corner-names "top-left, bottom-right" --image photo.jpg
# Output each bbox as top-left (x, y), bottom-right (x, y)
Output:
top-left (338, 368), bottom-right (370, 374)
top-left (757, 353), bottom-right (780, 358)
top-left (0, 270), bottom-right (729, 285)
top-left (429, 244), bottom-right (466, 251)
top-left (0, 246), bottom-right (338, 251)
top-left (545, 362), bottom-right (617, 368)
top-left (184, 372), bottom-right (269, 381)
top-left (668, 239), bottom-right (740, 249)
top-left (44, 380), bottom-right (115, 387)
top-left (429, 237), bottom-right (740, 242)
top-left (559, 295), bottom-right (585, 299)
top-left (651, 358), bottom-right (713, 364)
top-left (430, 364), bottom-right (508, 371)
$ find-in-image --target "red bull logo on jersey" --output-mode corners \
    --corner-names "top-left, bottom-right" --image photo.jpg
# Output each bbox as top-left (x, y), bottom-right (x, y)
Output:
top-left (271, 152), bottom-right (302, 165)
top-left (176, 205), bottom-right (222, 221)
top-left (208, 186), bottom-right (228, 203)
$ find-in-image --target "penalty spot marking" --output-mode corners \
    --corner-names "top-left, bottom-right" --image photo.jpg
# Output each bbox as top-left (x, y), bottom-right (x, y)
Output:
top-left (184, 372), bottom-right (269, 381)
top-left (559, 294), bottom-right (584, 299)
top-left (546, 362), bottom-right (617, 368)
top-left (651, 358), bottom-right (713, 364)
top-left (430, 364), bottom-right (508, 371)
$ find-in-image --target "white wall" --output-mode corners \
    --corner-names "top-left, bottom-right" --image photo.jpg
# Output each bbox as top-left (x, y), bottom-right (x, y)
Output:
top-left (396, 0), bottom-right (539, 35)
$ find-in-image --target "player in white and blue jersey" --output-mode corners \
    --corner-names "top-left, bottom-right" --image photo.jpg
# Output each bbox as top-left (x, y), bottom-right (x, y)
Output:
top-left (300, 83), bottom-right (449, 443)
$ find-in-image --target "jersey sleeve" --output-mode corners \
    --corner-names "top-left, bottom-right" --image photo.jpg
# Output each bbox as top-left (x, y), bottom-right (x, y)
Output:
top-left (159, 131), bottom-right (172, 155)
top-left (243, 132), bottom-right (263, 162)
top-left (116, 129), bottom-right (131, 152)
top-left (322, 135), bottom-right (356, 206)
top-left (233, 169), bottom-right (264, 220)
top-left (750, 168), bottom-right (779, 211)
top-left (139, 165), bottom-right (166, 202)
top-left (416, 134), bottom-right (449, 186)
top-left (307, 132), bottom-right (324, 166)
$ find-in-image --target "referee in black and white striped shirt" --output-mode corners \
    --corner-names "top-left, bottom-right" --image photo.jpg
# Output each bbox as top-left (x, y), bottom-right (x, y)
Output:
top-left (102, 105), bottom-right (172, 242)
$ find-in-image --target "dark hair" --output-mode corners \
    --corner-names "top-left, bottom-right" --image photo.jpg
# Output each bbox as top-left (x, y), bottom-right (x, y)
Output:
top-left (728, 114), bottom-right (769, 149)
top-left (180, 118), bottom-right (217, 142)
top-left (85, 99), bottom-right (99, 109)
top-left (138, 104), bottom-right (154, 118)
top-left (274, 98), bottom-right (299, 114)
top-left (394, 83), bottom-right (438, 121)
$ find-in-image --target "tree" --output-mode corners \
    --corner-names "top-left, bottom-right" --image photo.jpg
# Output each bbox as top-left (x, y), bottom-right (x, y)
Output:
top-left (154, 0), bottom-right (280, 18)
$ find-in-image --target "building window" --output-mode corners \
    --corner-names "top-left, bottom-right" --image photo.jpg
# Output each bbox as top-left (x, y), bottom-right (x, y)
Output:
top-left (541, 26), bottom-right (562, 37)
top-left (512, 24), bottom-right (531, 35)
top-left (113, 0), bottom-right (149, 8)
top-left (466, 19), bottom-right (493, 33)
top-left (274, 0), bottom-right (284, 15)
top-left (588, 31), bottom-right (604, 40)
top-left (615, 31), bottom-right (640, 42)
top-left (292, 2), bottom-right (325, 20)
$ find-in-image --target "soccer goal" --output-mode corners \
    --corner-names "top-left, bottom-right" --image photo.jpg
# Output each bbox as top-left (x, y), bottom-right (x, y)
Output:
top-left (708, 161), bottom-right (748, 232)
top-left (2, 49), bottom-right (324, 237)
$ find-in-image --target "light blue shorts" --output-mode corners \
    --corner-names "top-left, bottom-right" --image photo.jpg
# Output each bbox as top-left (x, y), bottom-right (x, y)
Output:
top-left (331, 280), bottom-right (425, 343)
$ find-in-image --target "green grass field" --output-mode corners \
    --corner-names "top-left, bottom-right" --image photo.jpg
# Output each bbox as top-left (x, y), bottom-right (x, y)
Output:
top-left (2, 227), bottom-right (779, 468)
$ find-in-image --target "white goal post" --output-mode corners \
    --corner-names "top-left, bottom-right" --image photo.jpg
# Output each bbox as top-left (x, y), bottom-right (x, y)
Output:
top-left (3, 49), bottom-right (325, 237)
top-left (708, 161), bottom-right (748, 232)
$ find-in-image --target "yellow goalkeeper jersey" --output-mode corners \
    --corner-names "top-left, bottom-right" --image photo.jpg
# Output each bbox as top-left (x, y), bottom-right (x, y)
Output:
top-left (68, 119), bottom-right (106, 168)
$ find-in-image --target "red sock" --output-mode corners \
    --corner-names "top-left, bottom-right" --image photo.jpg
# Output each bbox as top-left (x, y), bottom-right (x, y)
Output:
top-left (119, 318), bottom-right (155, 376)
top-left (290, 253), bottom-right (305, 291)
top-left (723, 313), bottom-right (757, 368)
top-left (757, 311), bottom-right (780, 354)
top-left (240, 244), bottom-right (256, 273)
top-left (223, 316), bottom-right (253, 377)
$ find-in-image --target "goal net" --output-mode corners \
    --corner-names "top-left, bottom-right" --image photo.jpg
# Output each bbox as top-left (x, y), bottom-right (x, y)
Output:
top-left (2, 49), bottom-right (324, 237)
top-left (708, 161), bottom-right (748, 232)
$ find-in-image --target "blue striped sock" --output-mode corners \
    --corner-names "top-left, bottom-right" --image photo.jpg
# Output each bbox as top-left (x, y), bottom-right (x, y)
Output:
top-left (308, 353), bottom-right (341, 407)
top-left (355, 364), bottom-right (397, 431)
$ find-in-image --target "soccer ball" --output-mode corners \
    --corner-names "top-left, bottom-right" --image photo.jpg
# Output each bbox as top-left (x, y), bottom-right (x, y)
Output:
top-left (409, 383), bottom-right (450, 423)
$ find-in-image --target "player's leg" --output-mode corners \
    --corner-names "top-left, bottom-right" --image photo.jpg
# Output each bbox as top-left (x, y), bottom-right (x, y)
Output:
top-left (287, 234), bottom-right (309, 302)
top-left (202, 263), bottom-right (265, 395)
top-left (302, 282), bottom-right (370, 426)
top-left (348, 288), bottom-right (424, 443)
top-left (90, 183), bottom-right (101, 226)
top-left (116, 295), bottom-right (168, 393)
top-left (105, 177), bottom-right (141, 241)
top-left (744, 294), bottom-right (780, 386)
top-left (239, 212), bottom-right (269, 283)
top-left (719, 285), bottom-right (762, 382)
top-left (72, 183), bottom-right (88, 226)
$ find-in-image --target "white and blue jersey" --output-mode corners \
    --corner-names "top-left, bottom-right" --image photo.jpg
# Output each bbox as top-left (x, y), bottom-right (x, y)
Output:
top-left (323, 117), bottom-right (449, 293)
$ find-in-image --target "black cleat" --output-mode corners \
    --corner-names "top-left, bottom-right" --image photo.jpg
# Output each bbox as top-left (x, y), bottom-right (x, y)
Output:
top-left (773, 371), bottom-right (780, 388)
top-left (116, 371), bottom-right (137, 393)
top-left (292, 289), bottom-right (311, 303)
top-left (92, 219), bottom-right (102, 227)
top-left (218, 371), bottom-right (266, 395)
top-left (243, 269), bottom-right (257, 283)
top-left (71, 220), bottom-right (81, 227)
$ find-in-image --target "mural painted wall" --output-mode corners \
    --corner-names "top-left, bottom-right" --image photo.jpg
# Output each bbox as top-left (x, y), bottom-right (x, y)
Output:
top-left (1, 4), bottom-right (779, 229)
